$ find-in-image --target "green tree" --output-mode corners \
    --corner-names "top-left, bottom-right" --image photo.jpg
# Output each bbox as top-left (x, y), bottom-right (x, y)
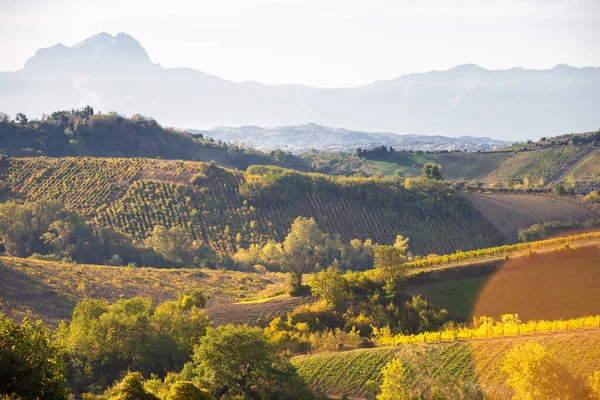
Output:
top-left (15, 113), bottom-right (28, 125)
top-left (282, 217), bottom-right (326, 293)
top-left (145, 225), bottom-right (196, 266)
top-left (421, 163), bottom-right (442, 180)
top-left (552, 184), bottom-right (567, 196)
top-left (374, 235), bottom-right (409, 297)
top-left (377, 358), bottom-right (409, 400)
top-left (192, 324), bottom-right (308, 399)
top-left (502, 342), bottom-right (590, 399)
top-left (340, 239), bottom-right (374, 271)
top-left (308, 267), bottom-right (348, 307)
top-left (58, 297), bottom-right (209, 394)
top-left (0, 314), bottom-right (69, 400)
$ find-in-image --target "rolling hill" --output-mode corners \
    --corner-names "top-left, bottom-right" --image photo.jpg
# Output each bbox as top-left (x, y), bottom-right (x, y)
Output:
top-left (192, 123), bottom-right (508, 153)
top-left (362, 143), bottom-right (600, 185)
top-left (2, 155), bottom-right (598, 258)
top-left (0, 255), bottom-right (288, 327)
top-left (0, 156), bottom-right (507, 256)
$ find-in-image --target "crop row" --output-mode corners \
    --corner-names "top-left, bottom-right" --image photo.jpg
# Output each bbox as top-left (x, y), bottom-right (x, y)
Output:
top-left (374, 314), bottom-right (600, 346)
top-left (562, 148), bottom-right (600, 183)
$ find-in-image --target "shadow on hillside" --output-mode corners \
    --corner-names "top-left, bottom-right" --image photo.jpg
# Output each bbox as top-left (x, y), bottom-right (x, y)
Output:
top-left (473, 246), bottom-right (600, 321)
top-left (0, 260), bottom-right (76, 325)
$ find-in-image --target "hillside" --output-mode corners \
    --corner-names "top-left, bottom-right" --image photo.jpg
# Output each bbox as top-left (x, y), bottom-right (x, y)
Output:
top-left (0, 156), bottom-right (508, 256)
top-left (2, 32), bottom-right (600, 140)
top-left (466, 193), bottom-right (598, 240)
top-left (360, 145), bottom-right (600, 184)
top-left (0, 110), bottom-right (233, 165)
top-left (293, 330), bottom-right (600, 399)
top-left (0, 255), bottom-right (288, 327)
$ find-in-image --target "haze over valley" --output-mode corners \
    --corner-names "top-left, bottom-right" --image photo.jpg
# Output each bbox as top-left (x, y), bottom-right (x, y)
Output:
top-left (1, 32), bottom-right (599, 143)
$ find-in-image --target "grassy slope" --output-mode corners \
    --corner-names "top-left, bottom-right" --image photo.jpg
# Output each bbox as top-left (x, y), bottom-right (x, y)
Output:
top-left (293, 331), bottom-right (600, 399)
top-left (0, 256), bottom-right (286, 327)
top-left (0, 156), bottom-right (505, 255)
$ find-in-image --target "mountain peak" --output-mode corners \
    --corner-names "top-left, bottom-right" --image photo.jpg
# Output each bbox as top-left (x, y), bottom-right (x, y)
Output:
top-left (23, 32), bottom-right (152, 72)
top-left (448, 63), bottom-right (487, 73)
top-left (71, 32), bottom-right (144, 53)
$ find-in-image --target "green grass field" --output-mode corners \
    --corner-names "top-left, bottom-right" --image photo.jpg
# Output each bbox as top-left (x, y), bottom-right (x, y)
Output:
top-left (363, 160), bottom-right (403, 176)
top-left (293, 331), bottom-right (600, 399)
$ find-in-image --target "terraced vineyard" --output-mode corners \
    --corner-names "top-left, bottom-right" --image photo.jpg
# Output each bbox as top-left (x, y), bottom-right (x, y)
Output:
top-left (0, 156), bottom-right (506, 255)
top-left (480, 147), bottom-right (588, 184)
top-left (293, 330), bottom-right (600, 399)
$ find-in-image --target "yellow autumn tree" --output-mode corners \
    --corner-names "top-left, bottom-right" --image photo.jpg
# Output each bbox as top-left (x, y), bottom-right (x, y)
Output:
top-left (502, 342), bottom-right (590, 399)
top-left (377, 358), bottom-right (409, 400)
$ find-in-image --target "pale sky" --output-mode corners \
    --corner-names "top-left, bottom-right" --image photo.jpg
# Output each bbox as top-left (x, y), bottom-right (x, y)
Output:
top-left (1, 0), bottom-right (599, 87)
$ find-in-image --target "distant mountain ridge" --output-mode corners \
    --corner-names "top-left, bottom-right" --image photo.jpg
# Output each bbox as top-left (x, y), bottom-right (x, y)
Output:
top-left (190, 123), bottom-right (509, 153)
top-left (1, 32), bottom-right (599, 141)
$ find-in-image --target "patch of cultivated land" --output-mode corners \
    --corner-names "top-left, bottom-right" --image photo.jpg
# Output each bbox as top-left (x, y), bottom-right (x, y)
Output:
top-left (0, 256), bottom-right (287, 327)
top-left (293, 331), bottom-right (600, 399)
top-left (432, 152), bottom-right (512, 181)
top-left (466, 193), bottom-right (598, 240)
top-left (480, 147), bottom-right (588, 184)
top-left (557, 147), bottom-right (600, 182)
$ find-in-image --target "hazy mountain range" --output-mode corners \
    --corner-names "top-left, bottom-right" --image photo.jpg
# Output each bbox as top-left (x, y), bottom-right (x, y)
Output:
top-left (1, 32), bottom-right (599, 142)
top-left (190, 123), bottom-right (509, 153)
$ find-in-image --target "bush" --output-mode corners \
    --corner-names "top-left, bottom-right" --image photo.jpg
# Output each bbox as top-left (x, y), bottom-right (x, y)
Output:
top-left (585, 191), bottom-right (600, 204)
top-left (104, 372), bottom-right (159, 400)
top-left (165, 381), bottom-right (213, 400)
top-left (288, 301), bottom-right (345, 332)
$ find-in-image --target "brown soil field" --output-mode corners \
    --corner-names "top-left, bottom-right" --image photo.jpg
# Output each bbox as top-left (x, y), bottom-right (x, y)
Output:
top-left (467, 193), bottom-right (598, 240)
top-left (208, 295), bottom-right (313, 327)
